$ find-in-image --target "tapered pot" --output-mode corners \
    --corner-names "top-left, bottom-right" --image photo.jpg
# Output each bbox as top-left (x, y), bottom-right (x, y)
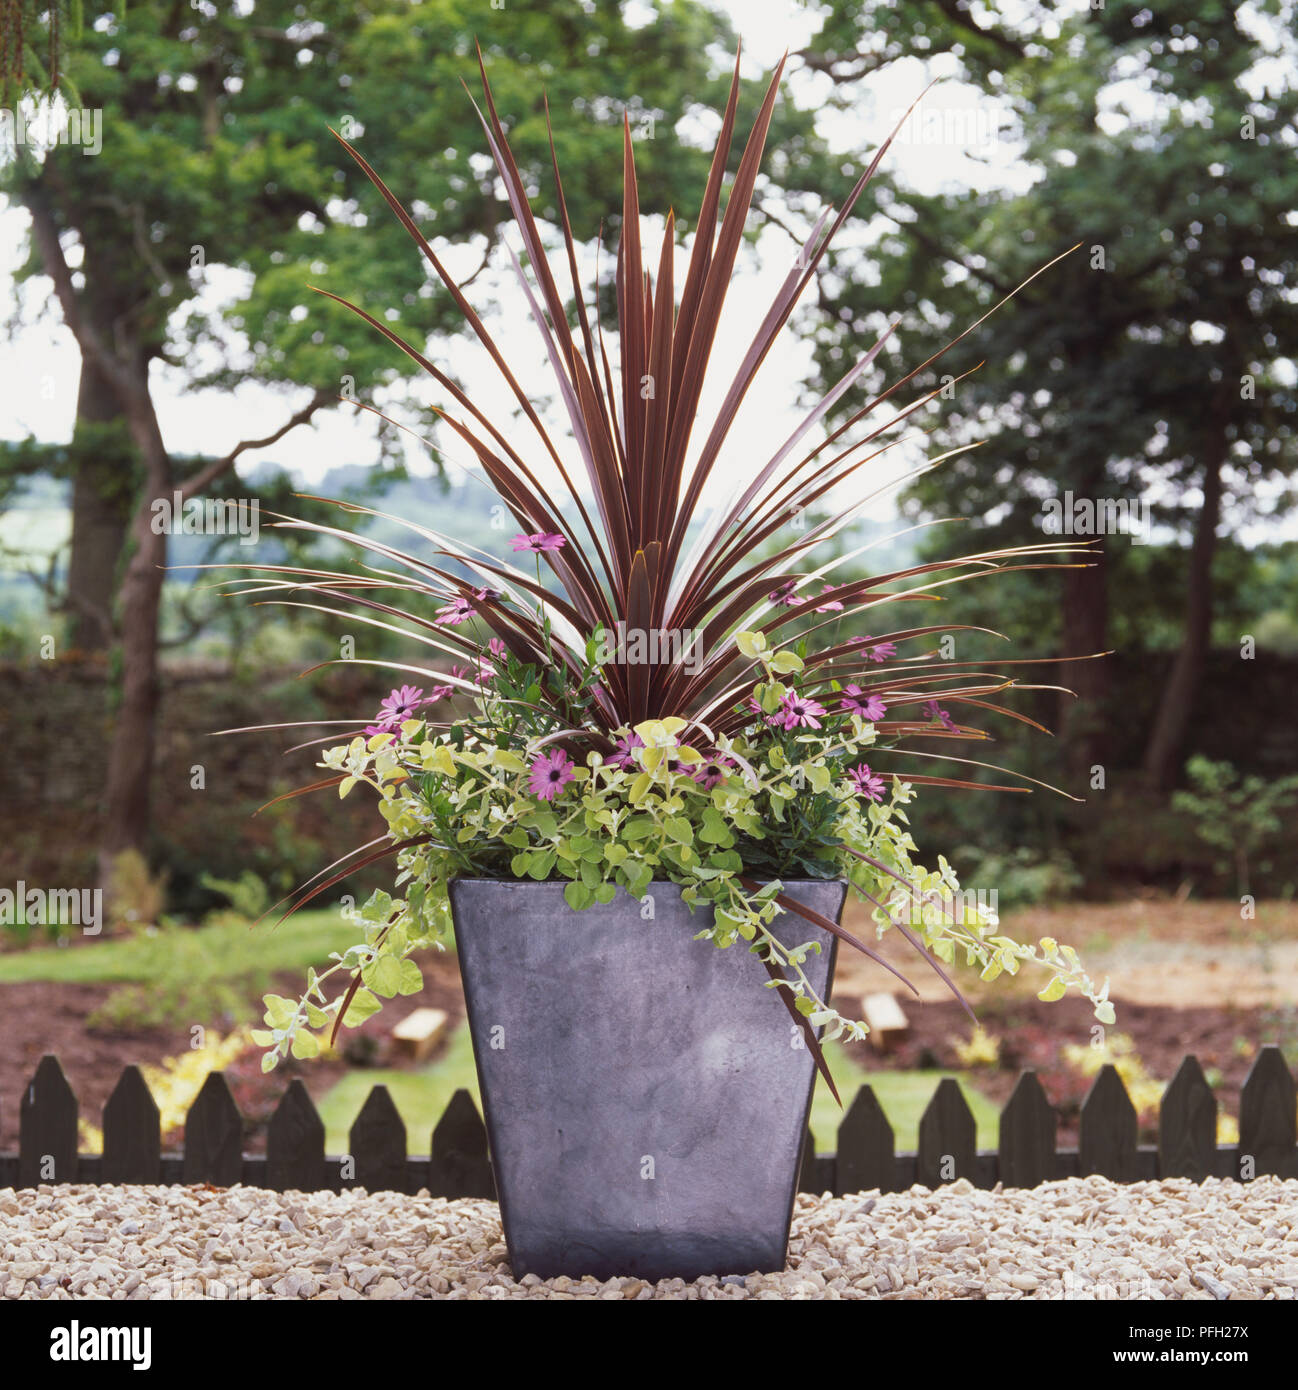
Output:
top-left (448, 877), bottom-right (844, 1281)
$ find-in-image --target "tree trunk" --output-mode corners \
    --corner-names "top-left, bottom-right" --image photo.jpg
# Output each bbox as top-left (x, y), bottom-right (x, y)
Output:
top-left (65, 357), bottom-right (134, 652)
top-left (1058, 543), bottom-right (1110, 782)
top-left (99, 364), bottom-right (171, 882)
top-left (1142, 435), bottom-right (1226, 793)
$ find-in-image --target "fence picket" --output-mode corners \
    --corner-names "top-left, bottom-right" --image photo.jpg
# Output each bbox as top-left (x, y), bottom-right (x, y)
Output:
top-left (267, 1079), bottom-right (327, 1192)
top-left (349, 1085), bottom-right (409, 1194)
top-left (1238, 1045), bottom-right (1297, 1179)
top-left (428, 1088), bottom-right (494, 1199)
top-left (918, 1077), bottom-right (976, 1187)
top-left (1080, 1064), bottom-right (1139, 1181)
top-left (836, 1085), bottom-right (896, 1195)
top-left (1159, 1055), bottom-right (1216, 1182)
top-left (998, 1070), bottom-right (1057, 1189)
top-left (182, 1071), bottom-right (243, 1185)
top-left (3, 1051), bottom-right (1297, 1198)
top-left (18, 1054), bottom-right (78, 1187)
top-left (103, 1066), bottom-right (161, 1185)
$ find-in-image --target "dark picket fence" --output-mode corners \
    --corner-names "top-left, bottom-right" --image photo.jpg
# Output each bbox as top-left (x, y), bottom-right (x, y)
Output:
top-left (1, 1048), bottom-right (1295, 1196)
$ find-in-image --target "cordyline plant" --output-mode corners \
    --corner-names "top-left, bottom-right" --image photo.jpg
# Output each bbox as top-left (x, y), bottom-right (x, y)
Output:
top-left (214, 50), bottom-right (1112, 1097)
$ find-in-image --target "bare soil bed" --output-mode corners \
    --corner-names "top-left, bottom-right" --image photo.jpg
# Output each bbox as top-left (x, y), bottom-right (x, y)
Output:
top-left (831, 993), bottom-right (1291, 1143)
top-left (0, 952), bottom-right (466, 1151)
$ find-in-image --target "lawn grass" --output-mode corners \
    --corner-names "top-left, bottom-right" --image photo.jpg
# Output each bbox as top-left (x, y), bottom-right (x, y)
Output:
top-left (0, 910), bottom-right (357, 985)
top-left (316, 1023), bottom-right (483, 1152)
top-left (812, 1040), bottom-right (1000, 1151)
top-left (314, 1024), bottom-right (999, 1155)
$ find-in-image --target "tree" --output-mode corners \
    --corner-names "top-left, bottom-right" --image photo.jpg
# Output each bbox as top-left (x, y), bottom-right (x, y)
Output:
top-left (801, 0), bottom-right (1298, 789)
top-left (3, 1), bottom-right (835, 873)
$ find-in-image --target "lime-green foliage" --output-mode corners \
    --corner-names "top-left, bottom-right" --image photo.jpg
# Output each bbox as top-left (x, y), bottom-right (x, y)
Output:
top-left (108, 849), bottom-right (167, 929)
top-left (199, 870), bottom-right (272, 923)
top-left (261, 637), bottom-right (1108, 1078)
top-left (0, 910), bottom-right (358, 1030)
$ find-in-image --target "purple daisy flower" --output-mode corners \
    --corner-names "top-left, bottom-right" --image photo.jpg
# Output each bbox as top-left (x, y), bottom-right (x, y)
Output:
top-left (435, 595), bottom-right (475, 626)
top-left (922, 700), bottom-right (958, 732)
top-left (743, 695), bottom-right (783, 725)
top-left (851, 635), bottom-right (897, 663)
top-left (510, 532), bottom-right (566, 554)
top-left (528, 748), bottom-right (576, 801)
top-left (691, 755), bottom-right (735, 790)
top-left (816, 586), bottom-right (845, 612)
top-left (487, 637), bottom-right (508, 661)
top-left (847, 762), bottom-right (887, 802)
top-left (375, 685), bottom-right (426, 724)
top-left (605, 732), bottom-right (645, 770)
top-left (840, 684), bottom-right (888, 722)
top-left (365, 683), bottom-right (435, 736)
top-left (767, 579), bottom-right (801, 607)
top-left (775, 694), bottom-right (826, 730)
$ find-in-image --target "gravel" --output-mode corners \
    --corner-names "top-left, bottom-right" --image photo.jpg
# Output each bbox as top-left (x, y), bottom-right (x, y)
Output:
top-left (2, 1176), bottom-right (1296, 1299)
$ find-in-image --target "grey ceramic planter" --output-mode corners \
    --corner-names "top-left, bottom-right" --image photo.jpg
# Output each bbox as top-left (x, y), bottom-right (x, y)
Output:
top-left (448, 877), bottom-right (844, 1281)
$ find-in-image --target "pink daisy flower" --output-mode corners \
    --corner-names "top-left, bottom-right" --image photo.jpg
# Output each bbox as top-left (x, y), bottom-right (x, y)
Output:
top-left (365, 684), bottom-right (439, 736)
top-left (376, 685), bottom-right (426, 723)
top-left (852, 635), bottom-right (897, 663)
top-left (923, 700), bottom-right (958, 732)
top-left (605, 732), bottom-right (645, 770)
top-left (435, 595), bottom-right (475, 626)
top-left (815, 587), bottom-right (845, 612)
top-left (510, 532), bottom-right (566, 554)
top-left (528, 748), bottom-right (576, 801)
top-left (847, 763), bottom-right (887, 802)
top-left (840, 685), bottom-right (888, 721)
top-left (487, 637), bottom-right (508, 660)
top-left (691, 755), bottom-right (735, 790)
top-left (743, 695), bottom-right (783, 725)
top-left (775, 694), bottom-right (826, 730)
top-left (767, 579), bottom-right (801, 607)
